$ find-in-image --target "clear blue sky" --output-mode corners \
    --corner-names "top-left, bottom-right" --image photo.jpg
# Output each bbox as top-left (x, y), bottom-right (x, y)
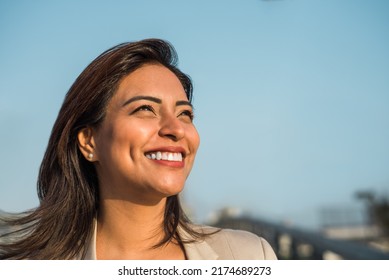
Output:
top-left (1, 0), bottom-right (388, 229)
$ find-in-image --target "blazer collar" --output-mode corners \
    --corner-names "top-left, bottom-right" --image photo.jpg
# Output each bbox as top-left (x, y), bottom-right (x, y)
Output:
top-left (84, 222), bottom-right (219, 260)
top-left (179, 225), bottom-right (219, 260)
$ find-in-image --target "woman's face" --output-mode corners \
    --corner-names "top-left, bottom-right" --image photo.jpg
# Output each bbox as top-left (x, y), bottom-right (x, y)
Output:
top-left (90, 64), bottom-right (200, 204)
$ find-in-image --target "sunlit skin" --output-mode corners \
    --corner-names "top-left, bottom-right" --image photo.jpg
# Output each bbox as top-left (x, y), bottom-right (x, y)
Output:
top-left (93, 65), bottom-right (199, 204)
top-left (77, 64), bottom-right (200, 259)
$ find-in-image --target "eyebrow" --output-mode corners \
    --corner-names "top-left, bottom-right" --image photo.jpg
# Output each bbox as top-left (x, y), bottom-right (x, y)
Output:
top-left (176, 100), bottom-right (193, 108)
top-left (122, 95), bottom-right (193, 108)
top-left (122, 95), bottom-right (161, 107)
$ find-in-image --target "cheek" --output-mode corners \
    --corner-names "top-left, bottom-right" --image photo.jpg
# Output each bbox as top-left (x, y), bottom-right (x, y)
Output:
top-left (93, 127), bottom-right (115, 161)
top-left (113, 126), bottom-right (148, 156)
top-left (188, 126), bottom-right (200, 153)
top-left (131, 123), bottom-right (157, 140)
top-left (114, 121), bottom-right (159, 158)
top-left (94, 124), bottom-right (134, 160)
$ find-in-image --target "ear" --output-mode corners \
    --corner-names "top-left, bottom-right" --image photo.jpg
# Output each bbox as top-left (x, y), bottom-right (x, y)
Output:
top-left (77, 127), bottom-right (98, 162)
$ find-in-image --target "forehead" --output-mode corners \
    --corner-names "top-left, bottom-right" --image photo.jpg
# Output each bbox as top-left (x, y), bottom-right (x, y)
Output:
top-left (112, 64), bottom-right (188, 104)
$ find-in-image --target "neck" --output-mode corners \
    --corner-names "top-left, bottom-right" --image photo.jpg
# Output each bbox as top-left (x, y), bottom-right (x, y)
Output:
top-left (96, 197), bottom-right (185, 259)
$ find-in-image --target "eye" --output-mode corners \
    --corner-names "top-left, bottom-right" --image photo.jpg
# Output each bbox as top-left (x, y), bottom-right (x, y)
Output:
top-left (178, 109), bottom-right (194, 122)
top-left (131, 105), bottom-right (156, 115)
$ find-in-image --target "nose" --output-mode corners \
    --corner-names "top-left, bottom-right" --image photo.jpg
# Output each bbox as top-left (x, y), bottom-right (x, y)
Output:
top-left (158, 114), bottom-right (185, 141)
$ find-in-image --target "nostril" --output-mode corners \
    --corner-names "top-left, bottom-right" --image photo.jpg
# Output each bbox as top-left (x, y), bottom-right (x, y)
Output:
top-left (158, 120), bottom-right (185, 141)
top-left (164, 133), bottom-right (179, 141)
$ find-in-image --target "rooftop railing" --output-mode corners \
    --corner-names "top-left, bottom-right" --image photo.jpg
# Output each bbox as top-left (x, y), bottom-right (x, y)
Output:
top-left (212, 216), bottom-right (389, 260)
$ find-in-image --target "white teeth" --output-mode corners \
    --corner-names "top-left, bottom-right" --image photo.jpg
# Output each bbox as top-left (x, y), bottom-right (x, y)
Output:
top-left (146, 151), bottom-right (183, 162)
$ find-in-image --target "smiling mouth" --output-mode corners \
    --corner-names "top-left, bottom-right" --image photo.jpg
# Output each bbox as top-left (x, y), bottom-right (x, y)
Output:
top-left (145, 151), bottom-right (183, 162)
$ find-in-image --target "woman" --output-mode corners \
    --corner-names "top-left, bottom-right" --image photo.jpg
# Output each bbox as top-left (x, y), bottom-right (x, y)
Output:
top-left (0, 39), bottom-right (276, 260)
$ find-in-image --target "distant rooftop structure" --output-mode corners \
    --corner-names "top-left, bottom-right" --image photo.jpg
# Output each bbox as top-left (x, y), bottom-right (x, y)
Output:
top-left (319, 206), bottom-right (367, 228)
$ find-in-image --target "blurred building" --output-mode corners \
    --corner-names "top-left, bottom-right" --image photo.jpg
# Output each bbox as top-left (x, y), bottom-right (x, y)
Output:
top-left (211, 207), bottom-right (389, 259)
top-left (319, 199), bottom-right (389, 253)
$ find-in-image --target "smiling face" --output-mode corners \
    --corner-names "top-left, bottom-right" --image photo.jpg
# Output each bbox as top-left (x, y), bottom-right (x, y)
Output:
top-left (81, 64), bottom-right (200, 204)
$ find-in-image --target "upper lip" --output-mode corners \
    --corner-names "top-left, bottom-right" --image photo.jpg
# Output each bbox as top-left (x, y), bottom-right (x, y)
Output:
top-left (144, 146), bottom-right (187, 158)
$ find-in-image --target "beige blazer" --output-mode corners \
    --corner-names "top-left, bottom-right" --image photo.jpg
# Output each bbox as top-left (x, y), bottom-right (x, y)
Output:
top-left (84, 225), bottom-right (277, 260)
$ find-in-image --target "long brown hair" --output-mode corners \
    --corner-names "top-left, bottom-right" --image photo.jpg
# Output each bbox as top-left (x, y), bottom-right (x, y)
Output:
top-left (0, 39), bottom-right (206, 259)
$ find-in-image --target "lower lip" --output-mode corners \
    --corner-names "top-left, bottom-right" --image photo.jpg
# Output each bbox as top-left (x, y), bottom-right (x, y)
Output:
top-left (148, 159), bottom-right (185, 168)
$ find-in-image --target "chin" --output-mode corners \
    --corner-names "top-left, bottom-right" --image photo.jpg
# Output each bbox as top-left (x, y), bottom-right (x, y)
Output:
top-left (160, 187), bottom-right (184, 197)
top-left (155, 182), bottom-right (185, 197)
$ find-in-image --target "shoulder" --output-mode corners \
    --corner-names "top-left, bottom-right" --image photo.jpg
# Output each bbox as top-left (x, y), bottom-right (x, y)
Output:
top-left (194, 225), bottom-right (277, 260)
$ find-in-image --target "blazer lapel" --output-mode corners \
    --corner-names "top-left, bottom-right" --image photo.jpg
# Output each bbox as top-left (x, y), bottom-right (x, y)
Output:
top-left (183, 239), bottom-right (219, 260)
top-left (178, 226), bottom-right (219, 260)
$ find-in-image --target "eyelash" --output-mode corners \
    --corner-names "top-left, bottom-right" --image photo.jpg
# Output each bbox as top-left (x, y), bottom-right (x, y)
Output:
top-left (180, 110), bottom-right (194, 121)
top-left (133, 105), bottom-right (155, 114)
top-left (132, 105), bottom-right (194, 121)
